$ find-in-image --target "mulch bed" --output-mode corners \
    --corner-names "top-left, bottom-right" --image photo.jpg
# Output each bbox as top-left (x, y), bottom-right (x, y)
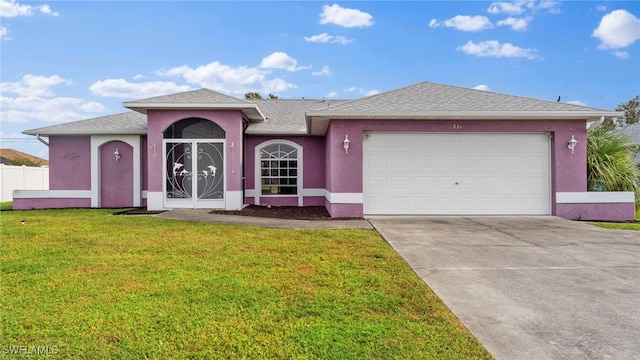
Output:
top-left (209, 205), bottom-right (331, 220)
top-left (115, 205), bottom-right (332, 220)
top-left (113, 208), bottom-right (166, 215)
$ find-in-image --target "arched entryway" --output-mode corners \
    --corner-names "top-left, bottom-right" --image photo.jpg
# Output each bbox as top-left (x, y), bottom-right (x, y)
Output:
top-left (162, 118), bottom-right (226, 209)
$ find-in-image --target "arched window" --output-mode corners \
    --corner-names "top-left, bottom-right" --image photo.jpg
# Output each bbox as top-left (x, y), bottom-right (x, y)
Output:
top-left (259, 142), bottom-right (300, 195)
top-left (163, 118), bottom-right (225, 139)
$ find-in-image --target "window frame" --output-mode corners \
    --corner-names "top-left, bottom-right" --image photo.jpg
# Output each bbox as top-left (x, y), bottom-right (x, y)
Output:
top-left (254, 140), bottom-right (303, 206)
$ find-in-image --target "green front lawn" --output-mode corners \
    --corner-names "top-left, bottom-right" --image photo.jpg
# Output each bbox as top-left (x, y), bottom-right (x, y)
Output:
top-left (1, 209), bottom-right (492, 359)
top-left (0, 201), bottom-right (12, 211)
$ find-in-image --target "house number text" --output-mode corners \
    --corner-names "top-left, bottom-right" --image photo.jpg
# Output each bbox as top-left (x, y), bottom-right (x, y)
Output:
top-left (452, 124), bottom-right (463, 130)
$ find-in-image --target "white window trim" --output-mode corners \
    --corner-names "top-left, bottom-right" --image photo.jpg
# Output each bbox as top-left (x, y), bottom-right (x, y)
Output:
top-left (254, 139), bottom-right (303, 206)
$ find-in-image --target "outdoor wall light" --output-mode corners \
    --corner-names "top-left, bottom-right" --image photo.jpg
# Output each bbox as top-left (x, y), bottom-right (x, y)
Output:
top-left (114, 148), bottom-right (121, 163)
top-left (343, 135), bottom-right (350, 154)
top-left (568, 135), bottom-right (577, 154)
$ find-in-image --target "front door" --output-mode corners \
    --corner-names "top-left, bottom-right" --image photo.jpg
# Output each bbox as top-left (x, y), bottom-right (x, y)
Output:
top-left (164, 140), bottom-right (225, 208)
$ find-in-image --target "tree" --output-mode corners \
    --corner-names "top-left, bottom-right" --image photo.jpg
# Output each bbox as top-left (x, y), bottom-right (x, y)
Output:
top-left (587, 126), bottom-right (640, 204)
top-left (244, 92), bottom-right (263, 99)
top-left (615, 95), bottom-right (640, 127)
top-left (598, 117), bottom-right (617, 131)
top-left (244, 92), bottom-right (279, 100)
top-left (7, 156), bottom-right (43, 167)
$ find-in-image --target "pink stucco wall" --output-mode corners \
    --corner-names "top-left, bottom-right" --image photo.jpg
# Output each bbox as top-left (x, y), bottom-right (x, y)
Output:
top-left (146, 110), bottom-right (245, 193)
top-left (244, 136), bottom-right (325, 206)
top-left (13, 198), bottom-right (91, 210)
top-left (49, 136), bottom-right (91, 190)
top-left (100, 141), bottom-right (133, 207)
top-left (557, 203), bottom-right (636, 222)
top-left (324, 119), bottom-right (588, 218)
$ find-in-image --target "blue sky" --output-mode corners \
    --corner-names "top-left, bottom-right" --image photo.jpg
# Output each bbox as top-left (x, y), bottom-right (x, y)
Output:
top-left (1, 0), bottom-right (639, 159)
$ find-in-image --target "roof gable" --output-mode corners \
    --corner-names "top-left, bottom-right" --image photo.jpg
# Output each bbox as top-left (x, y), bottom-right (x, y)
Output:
top-left (126, 88), bottom-right (248, 105)
top-left (123, 88), bottom-right (265, 121)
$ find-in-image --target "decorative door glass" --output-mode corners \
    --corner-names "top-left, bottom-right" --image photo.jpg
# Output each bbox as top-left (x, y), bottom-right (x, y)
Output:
top-left (165, 140), bottom-right (224, 207)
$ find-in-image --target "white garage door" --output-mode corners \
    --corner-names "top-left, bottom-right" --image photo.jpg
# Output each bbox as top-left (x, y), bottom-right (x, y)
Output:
top-left (363, 133), bottom-right (550, 215)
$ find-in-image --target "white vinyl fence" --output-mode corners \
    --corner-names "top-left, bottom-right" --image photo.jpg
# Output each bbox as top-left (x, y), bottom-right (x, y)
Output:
top-left (0, 164), bottom-right (49, 202)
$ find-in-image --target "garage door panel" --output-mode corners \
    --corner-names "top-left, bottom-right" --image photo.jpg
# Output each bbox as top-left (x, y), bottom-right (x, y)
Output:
top-left (363, 133), bottom-right (550, 215)
top-left (366, 155), bottom-right (388, 170)
top-left (412, 177), bottom-right (434, 189)
top-left (390, 155), bottom-right (411, 169)
top-left (390, 177), bottom-right (411, 192)
top-left (435, 177), bottom-right (456, 188)
top-left (367, 176), bottom-right (387, 190)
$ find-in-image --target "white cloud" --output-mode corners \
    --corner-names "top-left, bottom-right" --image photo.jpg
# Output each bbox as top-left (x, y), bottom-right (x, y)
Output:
top-left (474, 84), bottom-right (490, 91)
top-left (596, 5), bottom-right (607, 12)
top-left (1, 95), bottom-right (105, 124)
top-left (312, 66), bottom-right (332, 76)
top-left (0, 0), bottom-right (57, 17)
top-left (457, 40), bottom-right (540, 59)
top-left (325, 91), bottom-right (338, 98)
top-left (0, 73), bottom-right (104, 126)
top-left (592, 10), bottom-right (640, 49)
top-left (488, 1), bottom-right (560, 15)
top-left (259, 52), bottom-right (309, 71)
top-left (497, 16), bottom-right (531, 31)
top-left (38, 4), bottom-right (57, 16)
top-left (567, 100), bottom-right (587, 106)
top-left (157, 60), bottom-right (296, 95)
top-left (345, 86), bottom-right (379, 96)
top-left (429, 15), bottom-right (493, 32)
top-left (0, 26), bottom-right (10, 40)
top-left (304, 33), bottom-right (353, 44)
top-left (614, 50), bottom-right (630, 59)
top-left (488, 1), bottom-right (527, 15)
top-left (1, 74), bottom-right (72, 97)
top-left (133, 74), bottom-right (145, 80)
top-left (320, 4), bottom-right (373, 28)
top-left (89, 79), bottom-right (192, 99)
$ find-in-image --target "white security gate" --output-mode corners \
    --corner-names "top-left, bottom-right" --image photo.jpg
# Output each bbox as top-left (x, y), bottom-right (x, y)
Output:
top-left (164, 140), bottom-right (225, 209)
top-left (363, 133), bottom-right (550, 215)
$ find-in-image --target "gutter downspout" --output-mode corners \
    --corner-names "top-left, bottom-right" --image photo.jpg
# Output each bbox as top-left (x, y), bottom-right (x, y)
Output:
top-left (36, 134), bottom-right (49, 147)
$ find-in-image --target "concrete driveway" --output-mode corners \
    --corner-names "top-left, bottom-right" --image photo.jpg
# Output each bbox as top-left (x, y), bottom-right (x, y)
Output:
top-left (368, 216), bottom-right (640, 360)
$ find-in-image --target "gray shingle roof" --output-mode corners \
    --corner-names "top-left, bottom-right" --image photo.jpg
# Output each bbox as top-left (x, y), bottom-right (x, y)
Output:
top-left (315, 81), bottom-right (613, 113)
top-left (619, 123), bottom-right (640, 144)
top-left (123, 88), bottom-right (265, 120)
top-left (246, 99), bottom-right (348, 134)
top-left (23, 111), bottom-right (147, 135)
top-left (22, 81), bottom-right (622, 137)
top-left (618, 123), bottom-right (640, 163)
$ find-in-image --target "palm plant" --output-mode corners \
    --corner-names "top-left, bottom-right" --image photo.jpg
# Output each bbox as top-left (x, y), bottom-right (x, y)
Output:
top-left (587, 126), bottom-right (640, 205)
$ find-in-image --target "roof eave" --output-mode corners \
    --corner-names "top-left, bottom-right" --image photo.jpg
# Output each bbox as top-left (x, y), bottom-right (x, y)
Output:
top-left (245, 129), bottom-right (308, 136)
top-left (123, 102), bottom-right (266, 122)
top-left (23, 130), bottom-right (147, 136)
top-left (305, 110), bottom-right (623, 135)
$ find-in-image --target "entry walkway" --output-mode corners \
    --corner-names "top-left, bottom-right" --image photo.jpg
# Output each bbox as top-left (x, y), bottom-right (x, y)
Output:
top-left (154, 209), bottom-right (373, 229)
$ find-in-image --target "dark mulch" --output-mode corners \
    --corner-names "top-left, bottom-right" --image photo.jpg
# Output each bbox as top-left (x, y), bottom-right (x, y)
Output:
top-left (115, 205), bottom-right (359, 220)
top-left (209, 205), bottom-right (331, 220)
top-left (114, 208), bottom-right (166, 215)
